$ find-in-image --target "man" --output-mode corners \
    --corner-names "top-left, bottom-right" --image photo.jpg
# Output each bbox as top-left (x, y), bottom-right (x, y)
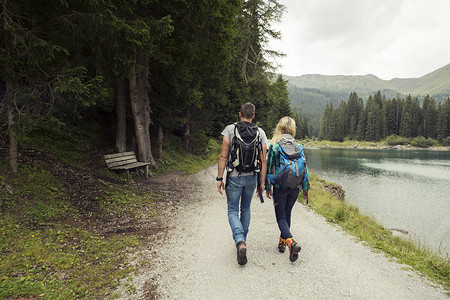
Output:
top-left (217, 102), bottom-right (268, 265)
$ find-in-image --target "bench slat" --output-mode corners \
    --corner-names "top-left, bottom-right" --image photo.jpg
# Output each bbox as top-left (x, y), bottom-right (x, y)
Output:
top-left (103, 151), bottom-right (135, 160)
top-left (110, 162), bottom-right (151, 170)
top-left (105, 155), bottom-right (136, 165)
top-left (107, 158), bottom-right (138, 168)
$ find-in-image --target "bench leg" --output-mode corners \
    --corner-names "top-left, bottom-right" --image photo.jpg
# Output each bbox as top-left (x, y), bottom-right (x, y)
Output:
top-left (145, 165), bottom-right (149, 178)
top-left (126, 170), bottom-right (130, 181)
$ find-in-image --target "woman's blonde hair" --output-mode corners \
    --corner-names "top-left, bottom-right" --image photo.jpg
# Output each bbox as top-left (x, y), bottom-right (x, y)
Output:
top-left (271, 116), bottom-right (296, 146)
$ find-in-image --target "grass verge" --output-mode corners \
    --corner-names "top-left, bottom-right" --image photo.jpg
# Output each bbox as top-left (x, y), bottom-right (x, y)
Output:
top-left (18, 118), bottom-right (99, 168)
top-left (307, 173), bottom-right (449, 294)
top-left (0, 157), bottom-right (150, 299)
top-left (0, 119), bottom-right (219, 299)
top-left (154, 134), bottom-right (220, 175)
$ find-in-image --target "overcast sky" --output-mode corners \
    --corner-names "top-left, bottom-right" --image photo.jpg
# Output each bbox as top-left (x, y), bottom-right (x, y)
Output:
top-left (267, 0), bottom-right (450, 80)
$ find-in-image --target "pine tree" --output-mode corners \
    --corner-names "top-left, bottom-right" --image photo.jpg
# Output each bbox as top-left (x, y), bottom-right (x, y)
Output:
top-left (421, 95), bottom-right (438, 138)
top-left (400, 111), bottom-right (413, 138)
top-left (365, 94), bottom-right (383, 141)
top-left (335, 101), bottom-right (347, 141)
top-left (410, 96), bottom-right (422, 137)
top-left (266, 75), bottom-right (293, 131)
top-left (356, 107), bottom-right (367, 141)
top-left (392, 96), bottom-right (403, 135)
top-left (319, 103), bottom-right (333, 140)
top-left (436, 97), bottom-right (450, 140)
top-left (347, 92), bottom-right (361, 139)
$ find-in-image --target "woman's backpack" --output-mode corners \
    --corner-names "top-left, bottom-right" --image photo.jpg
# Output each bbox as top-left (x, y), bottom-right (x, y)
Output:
top-left (269, 138), bottom-right (307, 188)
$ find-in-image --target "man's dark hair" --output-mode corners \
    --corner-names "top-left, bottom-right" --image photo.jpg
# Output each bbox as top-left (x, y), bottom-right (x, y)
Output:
top-left (240, 102), bottom-right (255, 119)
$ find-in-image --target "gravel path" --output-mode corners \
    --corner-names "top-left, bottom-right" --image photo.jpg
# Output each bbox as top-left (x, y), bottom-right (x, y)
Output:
top-left (123, 165), bottom-right (447, 299)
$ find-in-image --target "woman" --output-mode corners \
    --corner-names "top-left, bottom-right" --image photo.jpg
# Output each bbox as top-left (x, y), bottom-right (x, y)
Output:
top-left (265, 116), bottom-right (310, 262)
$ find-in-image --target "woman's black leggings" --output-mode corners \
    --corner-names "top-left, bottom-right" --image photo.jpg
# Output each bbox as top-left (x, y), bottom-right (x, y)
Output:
top-left (273, 187), bottom-right (300, 239)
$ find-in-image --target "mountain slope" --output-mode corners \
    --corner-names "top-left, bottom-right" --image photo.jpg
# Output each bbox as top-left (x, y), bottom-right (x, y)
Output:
top-left (285, 63), bottom-right (450, 137)
top-left (391, 63), bottom-right (450, 95)
top-left (284, 62), bottom-right (450, 98)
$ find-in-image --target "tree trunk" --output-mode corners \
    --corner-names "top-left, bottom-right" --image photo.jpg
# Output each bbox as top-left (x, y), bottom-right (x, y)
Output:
top-left (115, 79), bottom-right (127, 152)
top-left (156, 124), bottom-right (163, 160)
top-left (3, 2), bottom-right (17, 173)
top-left (129, 54), bottom-right (157, 170)
top-left (242, 5), bottom-right (256, 83)
top-left (183, 108), bottom-right (192, 152)
top-left (7, 80), bottom-right (18, 173)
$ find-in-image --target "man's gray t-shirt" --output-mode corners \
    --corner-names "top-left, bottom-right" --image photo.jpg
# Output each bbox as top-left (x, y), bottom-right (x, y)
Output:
top-left (221, 123), bottom-right (268, 177)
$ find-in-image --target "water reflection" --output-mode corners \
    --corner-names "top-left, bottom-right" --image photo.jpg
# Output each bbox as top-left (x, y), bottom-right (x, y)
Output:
top-left (304, 147), bottom-right (450, 256)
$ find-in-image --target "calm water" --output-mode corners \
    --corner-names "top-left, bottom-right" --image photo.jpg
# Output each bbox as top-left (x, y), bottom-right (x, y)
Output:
top-left (303, 147), bottom-right (450, 256)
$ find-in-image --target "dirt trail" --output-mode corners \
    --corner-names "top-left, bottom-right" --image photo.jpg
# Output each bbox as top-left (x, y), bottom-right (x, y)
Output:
top-left (120, 165), bottom-right (447, 299)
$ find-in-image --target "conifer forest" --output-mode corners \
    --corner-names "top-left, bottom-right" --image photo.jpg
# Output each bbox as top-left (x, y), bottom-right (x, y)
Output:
top-left (2, 0), bottom-right (313, 172)
top-left (1, 0), bottom-right (449, 174)
top-left (318, 91), bottom-right (450, 145)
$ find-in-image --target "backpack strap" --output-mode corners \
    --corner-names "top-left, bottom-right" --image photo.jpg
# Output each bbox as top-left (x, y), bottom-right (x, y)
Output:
top-left (226, 123), bottom-right (241, 177)
top-left (226, 123), bottom-right (238, 173)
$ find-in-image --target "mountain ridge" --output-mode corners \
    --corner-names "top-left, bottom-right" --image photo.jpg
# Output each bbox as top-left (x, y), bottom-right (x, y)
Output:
top-left (283, 62), bottom-right (450, 99)
top-left (284, 63), bottom-right (450, 137)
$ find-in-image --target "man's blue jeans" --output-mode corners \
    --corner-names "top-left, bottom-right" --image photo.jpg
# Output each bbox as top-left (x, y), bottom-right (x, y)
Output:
top-left (225, 175), bottom-right (256, 245)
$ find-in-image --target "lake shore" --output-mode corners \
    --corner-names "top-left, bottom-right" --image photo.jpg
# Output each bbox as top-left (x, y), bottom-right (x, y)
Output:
top-left (300, 139), bottom-right (450, 151)
top-left (302, 146), bottom-right (450, 259)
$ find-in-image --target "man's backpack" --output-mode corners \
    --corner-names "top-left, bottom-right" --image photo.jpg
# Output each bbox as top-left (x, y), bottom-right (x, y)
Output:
top-left (269, 137), bottom-right (307, 188)
top-left (227, 121), bottom-right (261, 174)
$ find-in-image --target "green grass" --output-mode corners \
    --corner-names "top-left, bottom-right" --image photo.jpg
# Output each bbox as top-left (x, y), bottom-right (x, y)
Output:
top-left (0, 118), bottom-right (157, 299)
top-left (18, 119), bottom-right (99, 168)
top-left (0, 216), bottom-right (139, 299)
top-left (96, 183), bottom-right (158, 220)
top-left (306, 173), bottom-right (450, 293)
top-left (301, 138), bottom-right (377, 148)
top-left (155, 134), bottom-right (220, 175)
top-left (0, 157), bottom-right (150, 299)
top-left (0, 118), bottom-right (220, 299)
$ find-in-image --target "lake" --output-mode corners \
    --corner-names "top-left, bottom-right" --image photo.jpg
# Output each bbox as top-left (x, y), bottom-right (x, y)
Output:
top-left (303, 147), bottom-right (450, 256)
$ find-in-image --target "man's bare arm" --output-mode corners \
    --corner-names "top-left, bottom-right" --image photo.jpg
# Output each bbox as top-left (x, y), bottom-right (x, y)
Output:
top-left (217, 136), bottom-right (230, 194)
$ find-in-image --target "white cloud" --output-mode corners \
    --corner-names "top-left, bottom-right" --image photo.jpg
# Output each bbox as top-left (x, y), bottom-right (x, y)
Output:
top-left (268, 0), bottom-right (450, 79)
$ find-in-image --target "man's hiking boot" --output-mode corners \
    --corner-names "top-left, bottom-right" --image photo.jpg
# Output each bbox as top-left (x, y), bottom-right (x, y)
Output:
top-left (236, 241), bottom-right (247, 265)
top-left (278, 237), bottom-right (286, 253)
top-left (286, 238), bottom-right (301, 262)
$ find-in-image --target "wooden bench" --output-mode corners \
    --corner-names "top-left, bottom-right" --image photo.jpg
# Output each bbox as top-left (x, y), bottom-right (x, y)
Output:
top-left (103, 151), bottom-right (150, 181)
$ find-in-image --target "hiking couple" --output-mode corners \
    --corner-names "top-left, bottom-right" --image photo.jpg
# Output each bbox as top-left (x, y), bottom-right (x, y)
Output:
top-left (217, 102), bottom-right (310, 265)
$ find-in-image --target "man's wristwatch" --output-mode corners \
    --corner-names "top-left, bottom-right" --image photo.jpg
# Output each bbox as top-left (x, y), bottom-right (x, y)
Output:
top-left (216, 177), bottom-right (223, 181)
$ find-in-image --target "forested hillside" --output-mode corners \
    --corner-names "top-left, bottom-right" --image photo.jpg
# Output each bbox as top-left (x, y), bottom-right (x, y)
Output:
top-left (286, 63), bottom-right (450, 137)
top-left (318, 91), bottom-right (450, 145)
top-left (288, 86), bottom-right (349, 137)
top-left (1, 0), bottom-right (312, 174)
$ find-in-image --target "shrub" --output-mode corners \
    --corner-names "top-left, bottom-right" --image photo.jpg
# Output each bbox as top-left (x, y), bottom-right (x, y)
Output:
top-left (441, 137), bottom-right (450, 146)
top-left (410, 136), bottom-right (437, 148)
top-left (385, 135), bottom-right (410, 146)
top-left (426, 138), bottom-right (438, 147)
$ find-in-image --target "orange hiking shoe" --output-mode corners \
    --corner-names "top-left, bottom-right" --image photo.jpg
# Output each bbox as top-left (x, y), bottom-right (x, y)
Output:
top-left (278, 237), bottom-right (286, 253)
top-left (286, 238), bottom-right (301, 262)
